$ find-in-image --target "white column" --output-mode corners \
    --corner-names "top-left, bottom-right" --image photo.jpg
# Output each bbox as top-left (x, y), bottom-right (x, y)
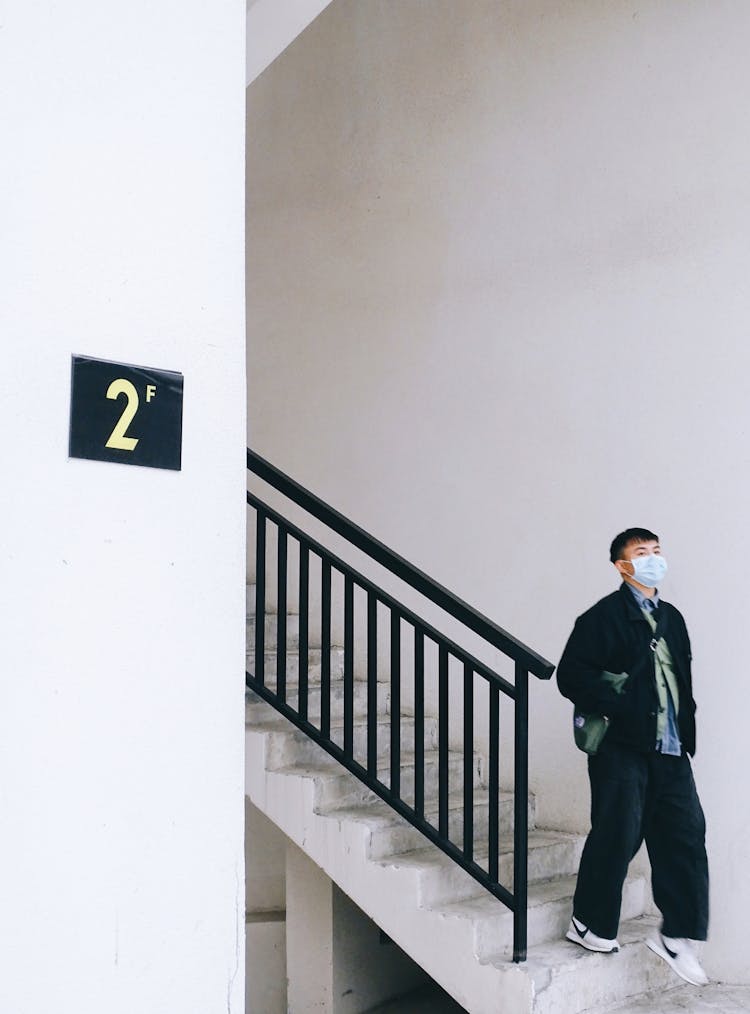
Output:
top-left (286, 842), bottom-right (335, 1012)
top-left (0, 2), bottom-right (246, 1012)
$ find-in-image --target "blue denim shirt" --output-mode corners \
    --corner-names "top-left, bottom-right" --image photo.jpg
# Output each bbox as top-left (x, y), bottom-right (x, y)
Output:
top-left (626, 584), bottom-right (682, 756)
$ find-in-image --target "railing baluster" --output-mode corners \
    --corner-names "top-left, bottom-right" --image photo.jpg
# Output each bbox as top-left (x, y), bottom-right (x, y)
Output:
top-left (390, 610), bottom-right (401, 797)
top-left (246, 455), bottom-right (556, 947)
top-left (367, 591), bottom-right (378, 778)
top-left (254, 510), bottom-right (266, 686)
top-left (513, 663), bottom-right (529, 964)
top-left (488, 682), bottom-right (500, 883)
top-left (439, 644), bottom-right (449, 839)
top-left (277, 527), bottom-right (287, 704)
top-left (414, 628), bottom-right (425, 818)
top-left (321, 559), bottom-right (331, 739)
top-left (298, 545), bottom-right (309, 721)
top-left (247, 449), bottom-right (555, 681)
top-left (344, 574), bottom-right (354, 758)
top-left (463, 662), bottom-right (474, 862)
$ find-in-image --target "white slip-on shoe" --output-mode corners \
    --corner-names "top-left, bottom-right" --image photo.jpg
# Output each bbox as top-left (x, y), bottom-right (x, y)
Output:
top-left (647, 933), bottom-right (709, 986)
top-left (565, 916), bottom-right (620, 953)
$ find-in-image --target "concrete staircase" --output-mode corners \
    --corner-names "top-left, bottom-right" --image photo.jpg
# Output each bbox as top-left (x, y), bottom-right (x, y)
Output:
top-left (244, 587), bottom-right (683, 1013)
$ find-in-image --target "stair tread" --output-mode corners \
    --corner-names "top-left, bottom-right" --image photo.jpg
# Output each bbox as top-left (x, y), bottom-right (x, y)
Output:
top-left (248, 701), bottom-right (475, 761)
top-left (482, 914), bottom-right (660, 978)
top-left (555, 910), bottom-right (656, 950)
top-left (270, 743), bottom-right (481, 779)
top-left (441, 873), bottom-right (580, 918)
top-left (317, 796), bottom-right (525, 850)
top-left (245, 685), bottom-right (389, 715)
top-left (246, 710), bottom-right (426, 734)
top-left (597, 981), bottom-right (750, 1014)
top-left (317, 789), bottom-right (518, 827)
top-left (246, 645), bottom-right (345, 656)
top-left (378, 829), bottom-right (582, 869)
top-left (246, 670), bottom-right (388, 689)
top-left (438, 870), bottom-right (645, 923)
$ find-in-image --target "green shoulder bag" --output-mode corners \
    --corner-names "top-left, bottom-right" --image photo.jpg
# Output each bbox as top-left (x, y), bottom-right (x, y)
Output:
top-left (573, 670), bottom-right (629, 756)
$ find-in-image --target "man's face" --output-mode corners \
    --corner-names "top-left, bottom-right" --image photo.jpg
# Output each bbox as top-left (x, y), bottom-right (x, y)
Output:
top-left (614, 539), bottom-right (661, 582)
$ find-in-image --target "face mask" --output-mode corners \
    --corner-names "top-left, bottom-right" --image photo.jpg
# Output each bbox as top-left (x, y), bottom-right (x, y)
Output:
top-left (629, 554), bottom-right (668, 588)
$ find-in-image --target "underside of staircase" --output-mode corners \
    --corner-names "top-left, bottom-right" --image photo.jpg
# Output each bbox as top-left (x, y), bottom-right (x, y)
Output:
top-left (245, 587), bottom-right (685, 1014)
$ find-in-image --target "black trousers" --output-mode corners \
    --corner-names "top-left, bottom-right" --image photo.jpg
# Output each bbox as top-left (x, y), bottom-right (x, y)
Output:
top-left (573, 739), bottom-right (709, 941)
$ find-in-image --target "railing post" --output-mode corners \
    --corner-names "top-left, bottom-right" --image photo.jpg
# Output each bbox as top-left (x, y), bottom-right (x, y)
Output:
top-left (367, 591), bottom-right (378, 778)
top-left (277, 527), bottom-right (287, 704)
top-left (488, 682), bottom-right (499, 883)
top-left (414, 628), bottom-right (425, 819)
top-left (344, 574), bottom-right (354, 758)
top-left (390, 610), bottom-right (401, 797)
top-left (254, 510), bottom-right (266, 686)
top-left (298, 544), bottom-right (309, 721)
top-left (438, 645), bottom-right (449, 839)
top-left (513, 662), bottom-right (529, 963)
top-left (320, 560), bottom-right (331, 739)
top-left (463, 663), bottom-right (474, 862)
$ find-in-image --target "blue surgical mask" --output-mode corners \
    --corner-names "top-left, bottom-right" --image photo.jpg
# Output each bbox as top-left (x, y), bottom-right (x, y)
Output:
top-left (630, 554), bottom-right (668, 588)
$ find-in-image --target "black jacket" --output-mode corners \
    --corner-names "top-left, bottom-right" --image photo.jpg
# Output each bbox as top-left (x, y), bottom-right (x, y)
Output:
top-left (557, 583), bottom-right (697, 756)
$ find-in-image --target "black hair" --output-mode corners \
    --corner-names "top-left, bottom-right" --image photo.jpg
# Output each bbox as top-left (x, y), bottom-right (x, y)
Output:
top-left (609, 527), bottom-right (659, 563)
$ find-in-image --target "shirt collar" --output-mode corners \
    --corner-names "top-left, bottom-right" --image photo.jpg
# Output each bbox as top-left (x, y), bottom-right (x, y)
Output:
top-left (625, 581), bottom-right (660, 611)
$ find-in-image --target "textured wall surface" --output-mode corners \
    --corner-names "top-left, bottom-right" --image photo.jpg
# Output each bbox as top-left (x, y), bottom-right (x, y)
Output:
top-left (247, 0), bottom-right (750, 983)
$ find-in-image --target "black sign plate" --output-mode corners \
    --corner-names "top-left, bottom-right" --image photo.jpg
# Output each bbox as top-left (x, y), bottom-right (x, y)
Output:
top-left (69, 355), bottom-right (184, 471)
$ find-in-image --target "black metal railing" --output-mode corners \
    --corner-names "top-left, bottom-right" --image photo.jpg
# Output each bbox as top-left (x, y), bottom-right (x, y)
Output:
top-left (245, 449), bottom-right (554, 962)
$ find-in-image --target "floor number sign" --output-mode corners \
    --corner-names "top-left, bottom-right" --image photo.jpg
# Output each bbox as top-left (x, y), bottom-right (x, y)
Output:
top-left (69, 355), bottom-right (184, 470)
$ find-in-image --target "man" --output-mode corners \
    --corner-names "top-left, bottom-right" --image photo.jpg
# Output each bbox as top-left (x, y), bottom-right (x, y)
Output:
top-left (557, 527), bottom-right (709, 986)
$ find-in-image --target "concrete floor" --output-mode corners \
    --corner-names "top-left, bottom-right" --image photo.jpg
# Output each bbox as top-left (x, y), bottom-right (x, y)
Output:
top-left (367, 981), bottom-right (750, 1013)
top-left (609, 983), bottom-right (750, 1013)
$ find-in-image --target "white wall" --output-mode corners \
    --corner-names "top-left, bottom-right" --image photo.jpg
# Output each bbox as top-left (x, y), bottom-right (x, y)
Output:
top-left (332, 885), bottom-right (432, 1012)
top-left (1, 2), bottom-right (246, 1011)
top-left (246, 0), bottom-right (750, 984)
top-left (245, 801), bottom-right (287, 1014)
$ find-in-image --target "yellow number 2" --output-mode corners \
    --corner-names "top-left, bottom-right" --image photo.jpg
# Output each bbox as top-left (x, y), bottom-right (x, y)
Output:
top-left (105, 378), bottom-right (140, 451)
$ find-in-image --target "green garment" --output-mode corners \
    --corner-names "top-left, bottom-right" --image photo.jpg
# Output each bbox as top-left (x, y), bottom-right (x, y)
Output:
top-left (641, 606), bottom-right (680, 742)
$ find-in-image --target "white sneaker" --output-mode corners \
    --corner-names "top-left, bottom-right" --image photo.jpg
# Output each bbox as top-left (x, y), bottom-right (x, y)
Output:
top-left (565, 916), bottom-right (620, 953)
top-left (647, 933), bottom-right (709, 986)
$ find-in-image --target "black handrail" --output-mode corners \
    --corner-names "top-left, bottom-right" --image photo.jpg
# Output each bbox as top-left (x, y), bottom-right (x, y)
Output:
top-left (246, 449), bottom-right (555, 963)
top-left (247, 449), bottom-right (554, 681)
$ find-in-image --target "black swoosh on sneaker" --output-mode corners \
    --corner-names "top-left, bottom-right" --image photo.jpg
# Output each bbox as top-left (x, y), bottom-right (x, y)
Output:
top-left (661, 936), bottom-right (679, 959)
top-left (572, 918), bottom-right (589, 939)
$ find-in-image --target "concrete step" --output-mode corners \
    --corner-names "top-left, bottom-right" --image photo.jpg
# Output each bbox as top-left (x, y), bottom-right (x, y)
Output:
top-left (379, 830), bottom-right (585, 906)
top-left (326, 789), bottom-right (538, 860)
top-left (246, 681), bottom-right (390, 724)
top-left (526, 916), bottom-right (678, 1013)
top-left (436, 872), bottom-right (647, 957)
top-left (246, 646), bottom-right (346, 684)
top-left (593, 979), bottom-right (750, 1014)
top-left (247, 685), bottom-right (537, 852)
top-left (251, 711), bottom-right (441, 768)
top-left (245, 693), bottom-right (663, 1013)
top-left (246, 584), bottom-right (293, 615)
top-left (274, 743), bottom-right (486, 811)
top-left (246, 583), bottom-right (288, 613)
top-left (247, 613), bottom-right (301, 650)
